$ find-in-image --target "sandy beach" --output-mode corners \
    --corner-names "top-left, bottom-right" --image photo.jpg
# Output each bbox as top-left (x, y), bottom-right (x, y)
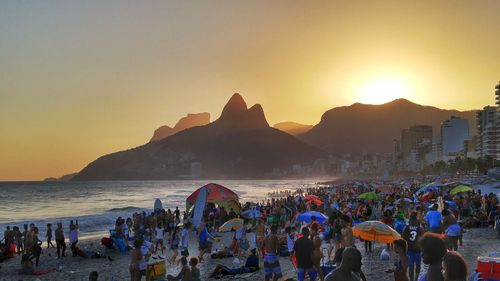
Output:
top-left (1, 226), bottom-right (497, 281)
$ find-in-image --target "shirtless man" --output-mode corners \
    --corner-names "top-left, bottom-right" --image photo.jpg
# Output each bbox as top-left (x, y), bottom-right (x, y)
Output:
top-left (325, 247), bottom-right (363, 281)
top-left (311, 224), bottom-right (325, 281)
top-left (340, 215), bottom-right (354, 248)
top-left (256, 219), bottom-right (266, 255)
top-left (264, 225), bottom-right (283, 281)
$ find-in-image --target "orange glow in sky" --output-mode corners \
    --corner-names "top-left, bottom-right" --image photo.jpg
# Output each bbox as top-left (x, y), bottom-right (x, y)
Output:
top-left (1, 1), bottom-right (499, 180)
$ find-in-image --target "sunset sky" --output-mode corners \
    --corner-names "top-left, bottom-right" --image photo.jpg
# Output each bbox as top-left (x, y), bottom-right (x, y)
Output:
top-left (1, 1), bottom-right (499, 180)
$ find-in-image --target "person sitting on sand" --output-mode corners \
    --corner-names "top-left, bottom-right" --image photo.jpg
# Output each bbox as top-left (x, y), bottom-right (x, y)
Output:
top-left (209, 248), bottom-right (260, 278)
top-left (324, 247), bottom-right (363, 281)
top-left (385, 239), bottom-right (409, 281)
top-left (190, 257), bottom-right (200, 281)
top-left (419, 233), bottom-right (446, 281)
top-left (167, 256), bottom-right (192, 281)
top-left (73, 246), bottom-right (112, 260)
top-left (441, 251), bottom-right (467, 281)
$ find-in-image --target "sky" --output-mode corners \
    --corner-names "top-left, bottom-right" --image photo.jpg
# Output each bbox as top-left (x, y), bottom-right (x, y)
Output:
top-left (1, 1), bottom-right (499, 181)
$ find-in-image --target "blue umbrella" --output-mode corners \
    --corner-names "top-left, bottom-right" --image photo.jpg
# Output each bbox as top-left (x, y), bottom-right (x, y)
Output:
top-left (241, 209), bottom-right (261, 219)
top-left (444, 201), bottom-right (458, 210)
top-left (297, 211), bottom-right (328, 224)
top-left (416, 184), bottom-right (440, 195)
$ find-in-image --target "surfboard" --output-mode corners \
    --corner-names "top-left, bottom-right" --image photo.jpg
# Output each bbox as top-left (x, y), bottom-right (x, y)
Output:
top-left (192, 186), bottom-right (208, 230)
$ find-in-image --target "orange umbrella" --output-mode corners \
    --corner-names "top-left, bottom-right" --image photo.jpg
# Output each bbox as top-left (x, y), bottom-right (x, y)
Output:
top-left (352, 221), bottom-right (401, 243)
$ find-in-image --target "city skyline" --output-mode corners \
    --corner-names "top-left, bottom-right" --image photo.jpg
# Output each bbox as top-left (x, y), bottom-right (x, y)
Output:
top-left (1, 1), bottom-right (500, 180)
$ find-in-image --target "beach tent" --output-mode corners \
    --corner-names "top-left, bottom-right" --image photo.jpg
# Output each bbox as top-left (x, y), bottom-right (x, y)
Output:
top-left (186, 183), bottom-right (240, 213)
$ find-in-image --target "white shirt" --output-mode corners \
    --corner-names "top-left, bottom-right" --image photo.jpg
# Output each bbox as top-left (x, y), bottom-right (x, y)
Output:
top-left (155, 227), bottom-right (164, 240)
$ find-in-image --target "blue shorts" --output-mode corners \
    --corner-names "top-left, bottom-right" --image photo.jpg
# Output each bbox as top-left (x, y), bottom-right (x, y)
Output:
top-left (264, 254), bottom-right (282, 278)
top-left (407, 250), bottom-right (421, 266)
top-left (297, 267), bottom-right (318, 281)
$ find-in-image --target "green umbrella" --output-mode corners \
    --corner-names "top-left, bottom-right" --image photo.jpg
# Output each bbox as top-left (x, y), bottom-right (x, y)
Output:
top-left (450, 185), bottom-right (472, 195)
top-left (358, 191), bottom-right (380, 201)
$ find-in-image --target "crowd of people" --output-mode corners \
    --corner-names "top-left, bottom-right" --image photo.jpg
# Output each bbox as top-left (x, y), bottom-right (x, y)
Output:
top-left (1, 177), bottom-right (499, 281)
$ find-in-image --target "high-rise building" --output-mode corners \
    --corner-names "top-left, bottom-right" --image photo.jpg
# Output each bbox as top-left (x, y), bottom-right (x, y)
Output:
top-left (476, 106), bottom-right (497, 158)
top-left (400, 125), bottom-right (433, 169)
top-left (441, 116), bottom-right (469, 156)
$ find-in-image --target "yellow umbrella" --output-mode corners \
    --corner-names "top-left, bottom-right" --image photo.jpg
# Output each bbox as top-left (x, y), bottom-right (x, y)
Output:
top-left (450, 185), bottom-right (472, 195)
top-left (219, 218), bottom-right (244, 232)
top-left (353, 221), bottom-right (401, 243)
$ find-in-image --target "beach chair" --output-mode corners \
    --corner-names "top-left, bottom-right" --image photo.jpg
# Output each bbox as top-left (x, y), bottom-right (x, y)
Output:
top-left (146, 260), bottom-right (166, 281)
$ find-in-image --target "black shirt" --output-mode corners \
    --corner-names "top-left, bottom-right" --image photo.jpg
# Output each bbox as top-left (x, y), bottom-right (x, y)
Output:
top-left (402, 224), bottom-right (423, 252)
top-left (293, 237), bottom-right (314, 269)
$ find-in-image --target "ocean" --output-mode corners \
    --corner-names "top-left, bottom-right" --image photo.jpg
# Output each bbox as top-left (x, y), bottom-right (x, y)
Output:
top-left (0, 179), bottom-right (319, 240)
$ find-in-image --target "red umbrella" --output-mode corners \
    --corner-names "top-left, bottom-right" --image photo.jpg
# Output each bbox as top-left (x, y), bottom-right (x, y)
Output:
top-left (306, 198), bottom-right (323, 206)
top-left (305, 195), bottom-right (320, 201)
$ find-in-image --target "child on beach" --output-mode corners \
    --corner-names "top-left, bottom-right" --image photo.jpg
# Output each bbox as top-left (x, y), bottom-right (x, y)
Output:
top-left (46, 223), bottom-right (54, 249)
top-left (385, 239), bottom-right (409, 281)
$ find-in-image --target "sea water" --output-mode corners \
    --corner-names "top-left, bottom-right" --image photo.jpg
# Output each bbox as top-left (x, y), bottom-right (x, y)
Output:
top-left (0, 179), bottom-right (319, 240)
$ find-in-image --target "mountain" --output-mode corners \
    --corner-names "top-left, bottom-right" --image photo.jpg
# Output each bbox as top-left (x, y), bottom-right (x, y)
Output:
top-left (274, 122), bottom-right (313, 135)
top-left (43, 172), bottom-right (77, 182)
top-left (150, 113), bottom-right (210, 142)
top-left (73, 93), bottom-right (324, 180)
top-left (299, 98), bottom-right (477, 154)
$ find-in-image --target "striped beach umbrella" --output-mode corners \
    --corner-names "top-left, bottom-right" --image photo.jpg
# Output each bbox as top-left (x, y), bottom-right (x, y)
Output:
top-left (219, 218), bottom-right (244, 232)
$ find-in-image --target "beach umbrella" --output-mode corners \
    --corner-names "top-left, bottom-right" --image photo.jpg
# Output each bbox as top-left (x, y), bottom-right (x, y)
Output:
top-left (297, 211), bottom-right (328, 224)
top-left (219, 218), bottom-right (244, 232)
top-left (305, 195), bottom-right (320, 201)
top-left (295, 195), bottom-right (305, 202)
top-left (305, 198), bottom-right (323, 206)
top-left (352, 221), bottom-right (401, 243)
top-left (450, 185), bottom-right (472, 195)
top-left (416, 184), bottom-right (440, 195)
top-left (241, 209), bottom-right (261, 219)
top-left (395, 198), bottom-right (412, 204)
top-left (444, 201), bottom-right (458, 210)
top-left (358, 191), bottom-right (380, 201)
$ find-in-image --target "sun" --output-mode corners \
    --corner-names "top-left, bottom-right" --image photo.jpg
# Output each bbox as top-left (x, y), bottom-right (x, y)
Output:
top-left (356, 76), bottom-right (409, 105)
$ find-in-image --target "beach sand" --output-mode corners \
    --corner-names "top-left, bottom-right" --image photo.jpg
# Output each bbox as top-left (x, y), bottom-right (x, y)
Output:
top-left (1, 227), bottom-right (498, 281)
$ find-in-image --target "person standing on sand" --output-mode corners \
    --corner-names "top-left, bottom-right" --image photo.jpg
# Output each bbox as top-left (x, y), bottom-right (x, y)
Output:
top-left (180, 222), bottom-right (191, 259)
top-left (46, 223), bottom-right (54, 249)
top-left (340, 215), bottom-right (354, 248)
top-left (55, 222), bottom-right (66, 258)
top-left (425, 204), bottom-right (443, 234)
top-left (129, 239), bottom-right (143, 281)
top-left (324, 247), bottom-right (363, 281)
top-left (385, 239), bottom-right (409, 281)
top-left (403, 212), bottom-right (424, 281)
top-left (311, 223), bottom-right (325, 281)
top-left (256, 218), bottom-right (266, 256)
top-left (419, 233), bottom-right (446, 281)
top-left (441, 251), bottom-right (467, 281)
top-left (263, 224), bottom-right (283, 281)
top-left (294, 227), bottom-right (318, 281)
top-left (69, 220), bottom-right (79, 257)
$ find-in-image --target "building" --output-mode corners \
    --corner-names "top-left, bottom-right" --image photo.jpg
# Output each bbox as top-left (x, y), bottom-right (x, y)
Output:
top-left (476, 106), bottom-right (497, 158)
top-left (401, 125), bottom-right (433, 170)
top-left (441, 116), bottom-right (469, 156)
top-left (464, 136), bottom-right (478, 159)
